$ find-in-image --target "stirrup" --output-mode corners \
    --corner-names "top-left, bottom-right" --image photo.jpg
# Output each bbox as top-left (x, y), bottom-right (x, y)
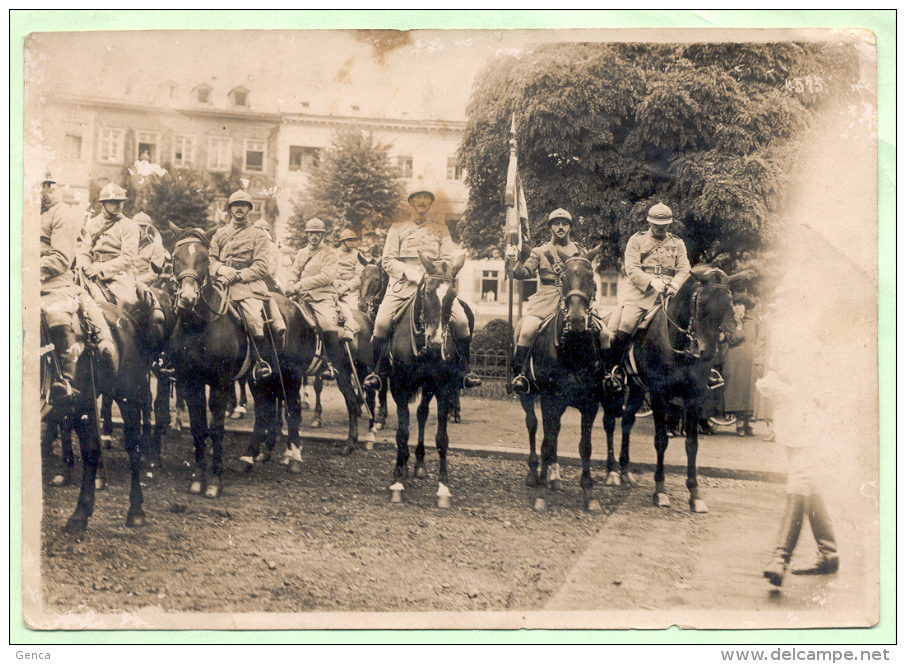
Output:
top-left (151, 355), bottom-right (174, 379)
top-left (252, 359), bottom-right (273, 381)
top-left (49, 380), bottom-right (77, 406)
top-left (362, 373), bottom-right (383, 391)
top-left (604, 366), bottom-right (625, 394)
top-left (511, 374), bottom-right (530, 394)
top-left (463, 372), bottom-right (482, 389)
top-left (708, 368), bottom-right (725, 390)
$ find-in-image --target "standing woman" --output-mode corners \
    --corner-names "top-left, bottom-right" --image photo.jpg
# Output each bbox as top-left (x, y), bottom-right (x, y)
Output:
top-left (722, 293), bottom-right (758, 436)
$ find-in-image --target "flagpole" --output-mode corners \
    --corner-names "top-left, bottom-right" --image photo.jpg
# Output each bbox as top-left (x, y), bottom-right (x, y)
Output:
top-left (504, 114), bottom-right (518, 394)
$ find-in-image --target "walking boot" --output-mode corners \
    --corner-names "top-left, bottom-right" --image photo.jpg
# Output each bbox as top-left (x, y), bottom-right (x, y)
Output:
top-left (792, 493), bottom-right (839, 575)
top-left (764, 494), bottom-right (806, 586)
top-left (511, 344), bottom-right (531, 394)
top-left (363, 336), bottom-right (389, 391)
top-left (48, 324), bottom-right (79, 408)
top-left (604, 331), bottom-right (630, 393)
top-left (455, 337), bottom-right (482, 389)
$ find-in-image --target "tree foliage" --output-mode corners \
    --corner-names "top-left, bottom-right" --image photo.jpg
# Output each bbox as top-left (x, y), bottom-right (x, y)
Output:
top-left (122, 163), bottom-right (219, 232)
top-left (459, 41), bottom-right (863, 267)
top-left (287, 128), bottom-right (406, 249)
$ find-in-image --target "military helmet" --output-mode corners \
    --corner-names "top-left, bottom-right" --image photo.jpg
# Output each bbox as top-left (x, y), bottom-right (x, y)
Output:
top-left (646, 203), bottom-right (673, 225)
top-left (338, 229), bottom-right (358, 242)
top-left (254, 218), bottom-right (271, 231)
top-left (305, 218), bottom-right (327, 233)
top-left (547, 208), bottom-right (573, 225)
top-left (228, 190), bottom-right (254, 208)
top-left (133, 211), bottom-right (153, 226)
top-left (408, 189), bottom-right (435, 203)
top-left (98, 183), bottom-right (128, 202)
top-left (42, 169), bottom-right (56, 184)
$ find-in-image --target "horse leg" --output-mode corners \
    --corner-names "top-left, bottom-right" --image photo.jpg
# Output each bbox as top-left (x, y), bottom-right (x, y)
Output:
top-left (147, 376), bottom-right (170, 482)
top-left (283, 374), bottom-right (304, 473)
top-left (205, 383), bottom-right (228, 498)
top-left (651, 391), bottom-right (671, 507)
top-left (120, 398), bottom-right (147, 527)
top-left (185, 385), bottom-right (208, 495)
top-left (451, 388), bottom-right (461, 424)
top-left (533, 394), bottom-right (561, 511)
top-left (240, 386), bottom-right (271, 471)
top-left (376, 381), bottom-right (388, 429)
top-left (619, 386), bottom-right (644, 486)
top-left (435, 387), bottom-right (453, 508)
top-left (100, 393), bottom-right (114, 448)
top-left (580, 400), bottom-right (601, 512)
top-left (310, 376), bottom-right (323, 428)
top-left (414, 387), bottom-right (431, 479)
top-left (685, 401), bottom-right (708, 513)
top-left (63, 403), bottom-right (100, 533)
top-left (522, 395), bottom-right (540, 487)
top-left (602, 390), bottom-right (620, 486)
top-left (390, 385), bottom-right (411, 502)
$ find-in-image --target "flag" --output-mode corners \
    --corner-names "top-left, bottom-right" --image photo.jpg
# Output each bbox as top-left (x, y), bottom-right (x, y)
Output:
top-left (504, 115), bottom-right (529, 252)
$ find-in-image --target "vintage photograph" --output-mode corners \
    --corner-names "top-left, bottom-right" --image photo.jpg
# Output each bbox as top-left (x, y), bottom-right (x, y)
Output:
top-left (21, 22), bottom-right (881, 633)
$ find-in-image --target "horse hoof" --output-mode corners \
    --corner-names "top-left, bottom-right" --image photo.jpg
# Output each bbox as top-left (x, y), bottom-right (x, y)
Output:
top-left (585, 498), bottom-right (602, 513)
top-left (101, 434), bottom-right (114, 449)
top-left (238, 456), bottom-right (255, 472)
top-left (414, 464), bottom-right (427, 479)
top-left (437, 495), bottom-right (451, 509)
top-left (374, 422), bottom-right (383, 431)
top-left (653, 492), bottom-right (671, 508)
top-left (533, 498), bottom-right (547, 512)
top-left (690, 499), bottom-right (709, 513)
top-left (95, 477), bottom-right (107, 491)
top-left (335, 444), bottom-right (355, 457)
top-left (62, 517), bottom-right (87, 534)
top-left (622, 472), bottom-right (637, 486)
top-left (364, 440), bottom-right (374, 451)
top-left (126, 511), bottom-right (147, 528)
top-left (390, 490), bottom-right (403, 504)
top-left (604, 471), bottom-right (620, 487)
top-left (310, 419), bottom-right (322, 429)
top-left (204, 483), bottom-right (222, 499)
top-left (287, 459), bottom-right (304, 475)
top-left (50, 474), bottom-right (70, 487)
top-left (549, 479), bottom-right (563, 492)
top-left (254, 452), bottom-right (271, 464)
top-left (188, 480), bottom-right (205, 495)
top-left (525, 471), bottom-right (539, 488)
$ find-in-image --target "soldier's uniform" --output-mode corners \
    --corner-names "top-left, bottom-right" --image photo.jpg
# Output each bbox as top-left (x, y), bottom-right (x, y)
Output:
top-left (133, 212), bottom-right (167, 285)
top-left (287, 232), bottom-right (339, 334)
top-left (335, 232), bottom-right (364, 312)
top-left (77, 210), bottom-right (140, 306)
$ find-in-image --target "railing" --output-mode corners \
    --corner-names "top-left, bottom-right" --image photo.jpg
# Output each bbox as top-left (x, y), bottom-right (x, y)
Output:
top-left (469, 347), bottom-right (513, 400)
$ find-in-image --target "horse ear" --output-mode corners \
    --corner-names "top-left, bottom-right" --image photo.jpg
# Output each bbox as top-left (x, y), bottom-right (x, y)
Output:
top-left (728, 269), bottom-right (756, 286)
top-left (168, 220), bottom-right (184, 236)
top-left (451, 253), bottom-right (466, 278)
top-left (690, 264), bottom-right (714, 282)
top-left (584, 243), bottom-right (602, 263)
top-left (205, 226), bottom-right (218, 241)
top-left (417, 250), bottom-right (434, 274)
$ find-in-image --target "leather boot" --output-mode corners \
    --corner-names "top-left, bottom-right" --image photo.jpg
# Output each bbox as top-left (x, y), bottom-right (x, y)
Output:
top-left (48, 324), bottom-right (79, 407)
top-left (604, 330), bottom-right (630, 393)
top-left (511, 345), bottom-right (531, 394)
top-left (792, 493), bottom-right (839, 575)
top-left (323, 331), bottom-right (344, 376)
top-left (363, 336), bottom-right (389, 390)
top-left (764, 494), bottom-right (806, 586)
top-left (455, 337), bottom-right (482, 389)
top-left (268, 298), bottom-right (286, 349)
top-left (79, 294), bottom-right (116, 374)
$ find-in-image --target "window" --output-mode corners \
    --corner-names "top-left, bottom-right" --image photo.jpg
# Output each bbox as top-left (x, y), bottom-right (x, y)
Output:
top-left (480, 270), bottom-right (499, 302)
top-left (396, 156), bottom-right (413, 179)
top-left (64, 134), bottom-right (82, 161)
top-left (447, 157), bottom-right (463, 180)
top-left (208, 137), bottom-right (233, 172)
top-left (234, 91), bottom-right (248, 107)
top-left (288, 145), bottom-right (320, 172)
top-left (135, 131), bottom-right (160, 163)
top-left (244, 140), bottom-right (266, 172)
top-left (172, 134), bottom-right (195, 168)
top-left (98, 128), bottom-right (124, 164)
top-left (194, 85), bottom-right (211, 104)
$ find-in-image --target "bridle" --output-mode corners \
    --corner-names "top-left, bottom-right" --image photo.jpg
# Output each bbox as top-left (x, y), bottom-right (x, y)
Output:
top-left (415, 272), bottom-right (457, 359)
top-left (557, 256), bottom-right (596, 337)
top-left (171, 235), bottom-right (216, 314)
top-left (661, 281), bottom-right (730, 358)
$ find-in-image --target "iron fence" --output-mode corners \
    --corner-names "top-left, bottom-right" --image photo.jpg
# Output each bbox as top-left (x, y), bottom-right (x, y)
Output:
top-left (469, 347), bottom-right (513, 400)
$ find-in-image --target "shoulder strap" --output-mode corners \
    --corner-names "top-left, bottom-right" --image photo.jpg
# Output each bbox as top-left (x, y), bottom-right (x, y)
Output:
top-left (543, 248), bottom-right (564, 275)
top-left (640, 236), bottom-right (670, 264)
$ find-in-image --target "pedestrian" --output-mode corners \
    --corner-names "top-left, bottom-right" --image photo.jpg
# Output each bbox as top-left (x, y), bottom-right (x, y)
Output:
top-left (722, 293), bottom-right (757, 436)
top-left (754, 300), bottom-right (776, 440)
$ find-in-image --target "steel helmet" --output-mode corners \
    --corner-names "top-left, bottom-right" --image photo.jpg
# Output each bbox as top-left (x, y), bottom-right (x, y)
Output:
top-left (338, 229), bottom-right (358, 242)
top-left (254, 218), bottom-right (271, 231)
top-left (228, 190), bottom-right (254, 208)
top-left (305, 218), bottom-right (327, 233)
top-left (646, 203), bottom-right (673, 225)
top-left (98, 183), bottom-right (128, 202)
top-left (547, 208), bottom-right (573, 224)
top-left (408, 189), bottom-right (435, 203)
top-left (133, 211), bottom-right (153, 226)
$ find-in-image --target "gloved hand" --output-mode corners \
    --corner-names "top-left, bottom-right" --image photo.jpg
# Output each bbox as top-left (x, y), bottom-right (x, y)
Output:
top-left (403, 267), bottom-right (422, 283)
top-left (664, 281), bottom-right (678, 296)
top-left (83, 263), bottom-right (103, 279)
top-left (219, 266), bottom-right (241, 284)
top-left (504, 244), bottom-right (519, 266)
top-left (650, 278), bottom-right (667, 294)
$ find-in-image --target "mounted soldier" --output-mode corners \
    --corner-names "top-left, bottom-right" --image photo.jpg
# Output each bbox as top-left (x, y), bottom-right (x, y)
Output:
top-left (209, 189), bottom-right (286, 375)
top-left (253, 217), bottom-right (283, 293)
top-left (604, 202), bottom-right (692, 390)
top-left (333, 228), bottom-right (364, 341)
top-left (132, 211), bottom-right (167, 286)
top-left (505, 208), bottom-right (607, 394)
top-left (41, 170), bottom-right (114, 406)
top-left (363, 188), bottom-right (481, 391)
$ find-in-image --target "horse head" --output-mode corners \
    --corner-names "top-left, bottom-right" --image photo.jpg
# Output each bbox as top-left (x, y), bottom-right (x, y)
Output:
top-left (557, 245), bottom-right (599, 333)
top-left (170, 222), bottom-right (215, 310)
top-left (687, 264), bottom-right (735, 361)
top-left (359, 262), bottom-right (387, 319)
top-left (418, 251), bottom-right (465, 353)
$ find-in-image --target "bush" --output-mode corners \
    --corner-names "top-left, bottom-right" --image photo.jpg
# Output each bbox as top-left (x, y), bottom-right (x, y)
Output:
top-left (472, 318), bottom-right (513, 353)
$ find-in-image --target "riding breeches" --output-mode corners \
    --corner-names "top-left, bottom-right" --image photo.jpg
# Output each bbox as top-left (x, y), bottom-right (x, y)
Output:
top-left (338, 290), bottom-right (359, 312)
top-left (608, 303), bottom-right (646, 335)
top-left (236, 297), bottom-right (267, 337)
top-left (373, 290), bottom-right (470, 340)
top-left (295, 294), bottom-right (338, 334)
top-left (41, 287), bottom-right (81, 328)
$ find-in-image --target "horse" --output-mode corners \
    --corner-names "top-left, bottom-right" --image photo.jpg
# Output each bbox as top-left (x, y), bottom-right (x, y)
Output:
top-left (358, 261), bottom-right (390, 430)
top-left (517, 247), bottom-right (604, 513)
top-left (40, 301), bottom-right (151, 532)
top-left (601, 264), bottom-right (735, 512)
top-left (387, 251), bottom-right (467, 508)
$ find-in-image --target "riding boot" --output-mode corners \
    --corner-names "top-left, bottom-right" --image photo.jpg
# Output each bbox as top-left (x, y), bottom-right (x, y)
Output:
top-left (136, 282), bottom-right (166, 326)
top-left (511, 344), bottom-right (531, 394)
top-left (251, 335), bottom-right (273, 381)
top-left (763, 493), bottom-right (806, 586)
top-left (268, 298), bottom-right (286, 349)
top-left (363, 336), bottom-right (389, 390)
top-left (323, 331), bottom-right (344, 374)
top-left (604, 330), bottom-right (630, 393)
top-left (48, 324), bottom-right (79, 407)
top-left (79, 293), bottom-right (116, 375)
top-left (455, 337), bottom-right (482, 389)
top-left (792, 493), bottom-right (839, 575)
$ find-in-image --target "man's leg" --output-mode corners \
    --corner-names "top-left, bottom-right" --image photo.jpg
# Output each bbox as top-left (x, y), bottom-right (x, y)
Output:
top-left (266, 297), bottom-right (286, 349)
top-left (511, 316), bottom-right (542, 394)
top-left (47, 322), bottom-right (79, 407)
top-left (451, 301), bottom-right (481, 388)
top-left (77, 292), bottom-right (116, 375)
top-left (242, 299), bottom-right (272, 380)
top-left (605, 305), bottom-right (643, 393)
top-left (363, 298), bottom-right (396, 390)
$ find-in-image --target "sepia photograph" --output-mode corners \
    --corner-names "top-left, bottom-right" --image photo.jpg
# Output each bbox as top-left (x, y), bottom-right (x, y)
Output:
top-left (15, 10), bottom-right (891, 644)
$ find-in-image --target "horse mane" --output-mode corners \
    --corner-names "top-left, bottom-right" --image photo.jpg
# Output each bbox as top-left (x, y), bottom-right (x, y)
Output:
top-left (175, 228), bottom-right (211, 247)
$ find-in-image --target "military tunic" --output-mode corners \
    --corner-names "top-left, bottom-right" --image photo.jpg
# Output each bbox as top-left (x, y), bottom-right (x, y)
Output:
top-left (513, 239), bottom-right (585, 319)
top-left (374, 213), bottom-right (470, 338)
top-left (287, 244), bottom-right (339, 333)
top-left (610, 229), bottom-right (691, 334)
top-left (209, 221), bottom-right (272, 336)
top-left (76, 213), bottom-right (140, 306)
top-left (41, 202), bottom-right (82, 327)
top-left (135, 224), bottom-right (167, 285)
top-left (335, 246), bottom-right (364, 309)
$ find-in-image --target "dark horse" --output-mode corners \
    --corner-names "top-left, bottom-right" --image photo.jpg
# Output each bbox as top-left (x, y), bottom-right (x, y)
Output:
top-left (358, 261), bottom-right (390, 431)
top-left (387, 252), bottom-right (466, 508)
top-left (601, 264), bottom-right (735, 512)
top-left (517, 247), bottom-right (604, 512)
top-left (40, 302), bottom-right (151, 531)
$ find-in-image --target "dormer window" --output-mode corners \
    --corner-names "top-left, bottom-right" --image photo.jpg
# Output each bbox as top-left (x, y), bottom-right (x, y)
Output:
top-left (194, 84), bottom-right (212, 104)
top-left (230, 86), bottom-right (250, 108)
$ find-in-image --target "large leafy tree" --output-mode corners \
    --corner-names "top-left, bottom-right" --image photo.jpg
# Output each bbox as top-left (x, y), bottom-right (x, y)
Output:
top-left (287, 128), bottom-right (406, 249)
top-left (121, 163), bottom-right (219, 231)
top-left (459, 41), bottom-right (861, 267)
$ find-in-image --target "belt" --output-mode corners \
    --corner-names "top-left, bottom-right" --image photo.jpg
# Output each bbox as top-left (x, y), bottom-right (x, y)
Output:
top-left (223, 260), bottom-right (248, 268)
top-left (642, 266), bottom-right (676, 277)
top-left (91, 251), bottom-right (118, 260)
top-left (540, 279), bottom-right (559, 286)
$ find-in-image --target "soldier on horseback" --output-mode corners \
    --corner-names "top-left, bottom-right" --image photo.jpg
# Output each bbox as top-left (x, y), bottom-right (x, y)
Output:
top-left (335, 228), bottom-right (364, 312)
top-left (133, 212), bottom-right (167, 286)
top-left (41, 170), bottom-right (114, 406)
top-left (362, 188), bottom-right (481, 391)
top-left (505, 208), bottom-right (607, 395)
top-left (209, 190), bottom-right (286, 376)
top-left (604, 202), bottom-right (692, 391)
